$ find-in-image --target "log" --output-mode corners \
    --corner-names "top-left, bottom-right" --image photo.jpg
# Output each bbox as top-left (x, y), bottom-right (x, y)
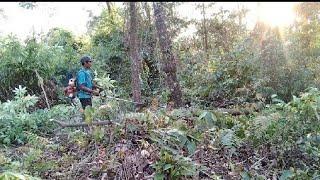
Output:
top-left (53, 120), bottom-right (112, 128)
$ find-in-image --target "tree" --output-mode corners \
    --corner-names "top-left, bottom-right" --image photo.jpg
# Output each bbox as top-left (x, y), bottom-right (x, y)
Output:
top-left (129, 2), bottom-right (142, 107)
top-left (289, 2), bottom-right (320, 63)
top-left (106, 2), bottom-right (112, 14)
top-left (196, 3), bottom-right (212, 63)
top-left (192, 4), bottom-right (248, 62)
top-left (88, 7), bottom-right (131, 92)
top-left (259, 27), bottom-right (287, 86)
top-left (153, 2), bottom-right (182, 107)
top-left (44, 28), bottom-right (79, 77)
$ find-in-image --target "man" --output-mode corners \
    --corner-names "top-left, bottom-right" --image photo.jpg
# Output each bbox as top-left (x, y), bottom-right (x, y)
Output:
top-left (77, 55), bottom-right (100, 110)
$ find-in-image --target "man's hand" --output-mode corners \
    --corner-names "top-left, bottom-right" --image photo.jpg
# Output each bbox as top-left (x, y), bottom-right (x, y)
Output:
top-left (92, 89), bottom-right (100, 96)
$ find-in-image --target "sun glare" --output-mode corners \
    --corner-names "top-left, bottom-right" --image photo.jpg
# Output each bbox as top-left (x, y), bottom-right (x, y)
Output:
top-left (257, 3), bottom-right (296, 27)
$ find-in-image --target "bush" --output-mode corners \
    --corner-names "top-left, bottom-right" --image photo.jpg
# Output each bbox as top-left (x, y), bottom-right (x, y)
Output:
top-left (0, 86), bottom-right (75, 145)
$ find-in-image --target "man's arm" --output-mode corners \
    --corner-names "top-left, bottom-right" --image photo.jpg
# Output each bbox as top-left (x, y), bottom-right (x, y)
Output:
top-left (92, 83), bottom-right (103, 92)
top-left (78, 71), bottom-right (93, 94)
top-left (79, 84), bottom-right (99, 96)
top-left (79, 84), bottom-right (94, 94)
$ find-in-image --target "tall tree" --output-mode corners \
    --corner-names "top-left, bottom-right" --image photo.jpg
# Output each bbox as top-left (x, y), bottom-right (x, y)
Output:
top-left (290, 2), bottom-right (320, 63)
top-left (129, 2), bottom-right (142, 107)
top-left (153, 2), bottom-right (182, 107)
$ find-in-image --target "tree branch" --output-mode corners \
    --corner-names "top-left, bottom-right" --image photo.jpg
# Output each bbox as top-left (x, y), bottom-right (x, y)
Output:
top-left (53, 120), bottom-right (112, 128)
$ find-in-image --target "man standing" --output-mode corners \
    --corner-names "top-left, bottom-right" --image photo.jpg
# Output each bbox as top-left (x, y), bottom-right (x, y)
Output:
top-left (77, 55), bottom-right (100, 111)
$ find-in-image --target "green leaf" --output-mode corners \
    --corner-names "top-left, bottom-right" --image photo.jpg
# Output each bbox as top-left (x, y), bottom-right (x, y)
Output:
top-left (240, 171), bottom-right (251, 180)
top-left (279, 170), bottom-right (294, 180)
top-left (186, 140), bottom-right (196, 155)
top-left (198, 111), bottom-right (216, 128)
top-left (0, 171), bottom-right (41, 180)
top-left (3, 137), bottom-right (11, 145)
top-left (154, 173), bottom-right (165, 180)
top-left (164, 164), bottom-right (173, 171)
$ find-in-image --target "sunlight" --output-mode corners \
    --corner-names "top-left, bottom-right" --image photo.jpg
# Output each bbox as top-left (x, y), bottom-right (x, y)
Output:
top-left (257, 2), bottom-right (297, 27)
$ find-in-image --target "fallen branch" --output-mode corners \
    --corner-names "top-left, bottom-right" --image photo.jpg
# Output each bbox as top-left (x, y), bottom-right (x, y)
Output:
top-left (35, 69), bottom-right (50, 109)
top-left (216, 102), bottom-right (265, 116)
top-left (216, 108), bottom-right (251, 116)
top-left (53, 120), bottom-right (112, 127)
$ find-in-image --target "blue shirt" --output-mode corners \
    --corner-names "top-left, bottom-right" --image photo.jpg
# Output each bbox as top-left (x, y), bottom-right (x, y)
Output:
top-left (77, 67), bottom-right (93, 99)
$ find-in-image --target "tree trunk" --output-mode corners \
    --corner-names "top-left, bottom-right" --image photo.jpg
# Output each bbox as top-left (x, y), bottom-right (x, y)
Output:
top-left (153, 2), bottom-right (182, 108)
top-left (129, 2), bottom-right (142, 107)
top-left (106, 2), bottom-right (112, 14)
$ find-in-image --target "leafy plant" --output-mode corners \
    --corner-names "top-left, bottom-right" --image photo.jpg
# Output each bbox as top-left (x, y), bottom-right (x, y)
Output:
top-left (195, 111), bottom-right (216, 132)
top-left (0, 171), bottom-right (40, 180)
top-left (152, 149), bottom-right (199, 180)
top-left (151, 128), bottom-right (198, 156)
top-left (94, 72), bottom-right (116, 96)
top-left (0, 86), bottom-right (38, 144)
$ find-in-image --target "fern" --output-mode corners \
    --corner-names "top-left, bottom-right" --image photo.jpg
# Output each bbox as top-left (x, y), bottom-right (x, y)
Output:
top-left (219, 128), bottom-right (242, 157)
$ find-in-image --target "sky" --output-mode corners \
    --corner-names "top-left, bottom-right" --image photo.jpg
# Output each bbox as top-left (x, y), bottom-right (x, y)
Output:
top-left (0, 2), bottom-right (106, 39)
top-left (0, 2), bottom-right (299, 41)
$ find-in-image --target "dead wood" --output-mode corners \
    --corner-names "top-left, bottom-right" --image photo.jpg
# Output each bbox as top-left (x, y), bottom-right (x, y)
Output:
top-left (216, 102), bottom-right (265, 116)
top-left (53, 120), bottom-right (113, 128)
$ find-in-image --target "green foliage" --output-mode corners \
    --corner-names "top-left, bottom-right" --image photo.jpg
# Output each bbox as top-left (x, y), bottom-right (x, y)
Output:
top-left (94, 72), bottom-right (116, 96)
top-left (177, 2), bottom-right (320, 107)
top-left (84, 106), bottom-right (94, 124)
top-left (151, 123), bottom-right (199, 156)
top-left (88, 8), bottom-right (131, 96)
top-left (0, 86), bottom-right (39, 144)
top-left (45, 28), bottom-right (79, 67)
top-left (92, 127), bottom-right (105, 143)
top-left (70, 130), bottom-right (89, 148)
top-left (162, 2), bottom-right (191, 39)
top-left (250, 87), bottom-right (320, 171)
top-left (1, 2), bottom-right (320, 179)
top-left (0, 171), bottom-right (40, 180)
top-left (219, 128), bottom-right (242, 156)
top-left (152, 149), bottom-right (199, 179)
top-left (195, 111), bottom-right (216, 131)
top-left (179, 35), bottom-right (259, 107)
top-left (0, 33), bottom-right (80, 100)
top-left (0, 86), bottom-right (76, 145)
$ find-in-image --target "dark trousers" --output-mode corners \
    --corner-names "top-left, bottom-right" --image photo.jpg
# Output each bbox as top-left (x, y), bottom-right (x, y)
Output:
top-left (79, 98), bottom-right (92, 110)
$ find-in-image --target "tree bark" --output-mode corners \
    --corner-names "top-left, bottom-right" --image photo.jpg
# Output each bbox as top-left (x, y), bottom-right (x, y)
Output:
top-left (129, 2), bottom-right (143, 107)
top-left (106, 2), bottom-right (112, 14)
top-left (153, 2), bottom-right (182, 108)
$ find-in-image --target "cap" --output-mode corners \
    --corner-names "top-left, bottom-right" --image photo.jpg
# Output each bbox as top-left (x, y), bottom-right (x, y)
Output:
top-left (80, 55), bottom-right (92, 64)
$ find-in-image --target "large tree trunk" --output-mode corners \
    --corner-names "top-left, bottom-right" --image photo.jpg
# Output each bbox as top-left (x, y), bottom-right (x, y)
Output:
top-left (153, 2), bottom-right (182, 108)
top-left (129, 2), bottom-right (142, 107)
